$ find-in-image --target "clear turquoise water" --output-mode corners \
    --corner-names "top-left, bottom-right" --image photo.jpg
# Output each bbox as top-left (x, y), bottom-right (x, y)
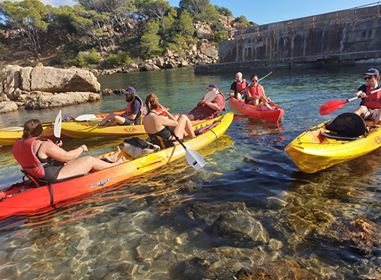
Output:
top-left (0, 67), bottom-right (380, 279)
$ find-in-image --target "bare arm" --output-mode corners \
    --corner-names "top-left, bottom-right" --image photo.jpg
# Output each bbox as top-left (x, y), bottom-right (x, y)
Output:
top-left (43, 142), bottom-right (86, 162)
top-left (159, 115), bottom-right (178, 127)
top-left (204, 101), bottom-right (221, 111)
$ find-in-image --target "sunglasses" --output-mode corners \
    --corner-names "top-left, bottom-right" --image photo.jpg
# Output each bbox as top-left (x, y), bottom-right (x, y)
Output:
top-left (364, 76), bottom-right (374, 80)
top-left (251, 79), bottom-right (258, 82)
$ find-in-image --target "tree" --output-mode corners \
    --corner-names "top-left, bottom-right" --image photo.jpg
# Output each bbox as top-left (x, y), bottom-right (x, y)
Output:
top-left (160, 7), bottom-right (176, 40)
top-left (215, 6), bottom-right (232, 17)
top-left (140, 20), bottom-right (162, 57)
top-left (177, 11), bottom-right (194, 36)
top-left (179, 0), bottom-right (210, 15)
top-left (134, 0), bottom-right (170, 20)
top-left (0, 0), bottom-right (49, 57)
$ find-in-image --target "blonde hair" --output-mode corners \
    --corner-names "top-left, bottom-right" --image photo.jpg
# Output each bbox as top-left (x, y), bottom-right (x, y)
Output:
top-left (145, 93), bottom-right (160, 114)
top-left (22, 119), bottom-right (43, 140)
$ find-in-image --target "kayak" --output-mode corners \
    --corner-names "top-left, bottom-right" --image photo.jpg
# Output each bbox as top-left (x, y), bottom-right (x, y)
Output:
top-left (285, 121), bottom-right (381, 173)
top-left (229, 97), bottom-right (284, 123)
top-left (0, 112), bottom-right (233, 220)
top-left (0, 124), bottom-right (53, 147)
top-left (61, 118), bottom-right (204, 139)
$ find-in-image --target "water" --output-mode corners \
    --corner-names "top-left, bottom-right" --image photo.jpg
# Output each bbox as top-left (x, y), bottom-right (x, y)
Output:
top-left (0, 67), bottom-right (380, 279)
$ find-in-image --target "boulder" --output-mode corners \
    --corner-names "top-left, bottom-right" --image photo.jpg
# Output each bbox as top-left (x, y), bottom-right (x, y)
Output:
top-left (0, 101), bottom-right (18, 113)
top-left (20, 66), bottom-right (32, 91)
top-left (0, 65), bottom-right (21, 99)
top-left (24, 91), bottom-right (100, 110)
top-left (194, 22), bottom-right (214, 40)
top-left (141, 62), bottom-right (160, 71)
top-left (30, 65), bottom-right (101, 93)
top-left (200, 43), bottom-right (219, 58)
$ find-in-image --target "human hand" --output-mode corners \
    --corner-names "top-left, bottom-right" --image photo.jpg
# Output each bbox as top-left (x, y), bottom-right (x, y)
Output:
top-left (357, 91), bottom-right (367, 98)
top-left (80, 144), bottom-right (88, 152)
top-left (55, 140), bottom-right (63, 147)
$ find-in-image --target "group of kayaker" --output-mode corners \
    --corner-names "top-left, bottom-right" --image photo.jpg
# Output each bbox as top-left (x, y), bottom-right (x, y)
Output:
top-left (229, 72), bottom-right (274, 108)
top-left (11, 84), bottom-right (226, 184)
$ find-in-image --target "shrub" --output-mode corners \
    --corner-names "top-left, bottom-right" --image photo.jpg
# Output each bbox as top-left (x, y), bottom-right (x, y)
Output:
top-left (76, 49), bottom-right (101, 68)
top-left (101, 52), bottom-right (132, 68)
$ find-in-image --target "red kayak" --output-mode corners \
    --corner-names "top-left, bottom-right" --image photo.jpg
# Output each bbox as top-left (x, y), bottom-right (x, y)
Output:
top-left (229, 97), bottom-right (284, 123)
top-left (0, 113), bottom-right (233, 221)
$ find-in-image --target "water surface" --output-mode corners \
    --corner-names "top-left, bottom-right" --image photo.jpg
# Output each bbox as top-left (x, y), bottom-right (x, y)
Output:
top-left (0, 67), bottom-right (380, 279)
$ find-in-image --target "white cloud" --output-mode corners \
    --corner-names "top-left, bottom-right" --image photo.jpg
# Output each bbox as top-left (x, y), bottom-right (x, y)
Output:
top-left (40, 0), bottom-right (75, 6)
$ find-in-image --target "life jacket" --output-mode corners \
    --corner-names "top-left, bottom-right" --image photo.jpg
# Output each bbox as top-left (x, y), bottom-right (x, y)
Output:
top-left (235, 80), bottom-right (247, 94)
top-left (123, 95), bottom-right (144, 121)
top-left (248, 84), bottom-right (264, 99)
top-left (12, 137), bottom-right (45, 179)
top-left (361, 85), bottom-right (381, 109)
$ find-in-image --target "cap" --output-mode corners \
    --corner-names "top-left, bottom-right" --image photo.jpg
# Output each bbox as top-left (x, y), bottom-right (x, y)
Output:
top-left (207, 83), bottom-right (218, 89)
top-left (124, 86), bottom-right (136, 94)
top-left (363, 68), bottom-right (379, 77)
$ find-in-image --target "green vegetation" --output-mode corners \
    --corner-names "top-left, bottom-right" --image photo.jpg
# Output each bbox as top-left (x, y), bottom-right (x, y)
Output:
top-left (0, 0), bottom-right (255, 68)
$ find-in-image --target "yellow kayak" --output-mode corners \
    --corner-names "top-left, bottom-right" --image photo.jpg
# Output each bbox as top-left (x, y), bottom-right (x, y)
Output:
top-left (61, 119), bottom-right (205, 139)
top-left (0, 124), bottom-right (54, 147)
top-left (285, 121), bottom-right (381, 173)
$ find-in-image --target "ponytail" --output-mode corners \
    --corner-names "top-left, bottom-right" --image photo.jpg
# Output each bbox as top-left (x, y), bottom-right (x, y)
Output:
top-left (22, 119), bottom-right (43, 140)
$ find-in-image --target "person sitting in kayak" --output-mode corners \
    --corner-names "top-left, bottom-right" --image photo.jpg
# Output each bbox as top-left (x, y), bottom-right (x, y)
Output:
top-left (99, 86), bottom-right (144, 126)
top-left (354, 68), bottom-right (381, 122)
top-left (229, 72), bottom-right (247, 100)
top-left (143, 93), bottom-right (195, 148)
top-left (12, 119), bottom-right (124, 183)
top-left (188, 84), bottom-right (225, 120)
top-left (245, 74), bottom-right (273, 109)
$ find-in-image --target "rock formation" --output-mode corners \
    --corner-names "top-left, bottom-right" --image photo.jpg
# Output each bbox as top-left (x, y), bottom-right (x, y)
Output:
top-left (0, 64), bottom-right (101, 113)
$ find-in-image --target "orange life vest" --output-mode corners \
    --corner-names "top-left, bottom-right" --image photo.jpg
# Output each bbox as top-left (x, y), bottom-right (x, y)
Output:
top-left (361, 86), bottom-right (381, 109)
top-left (235, 81), bottom-right (247, 93)
top-left (248, 84), bottom-right (264, 99)
top-left (12, 137), bottom-right (45, 178)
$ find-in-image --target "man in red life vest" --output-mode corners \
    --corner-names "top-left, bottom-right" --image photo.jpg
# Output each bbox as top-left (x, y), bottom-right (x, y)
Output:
top-left (99, 86), bottom-right (144, 126)
top-left (188, 84), bottom-right (225, 120)
top-left (354, 68), bottom-right (381, 122)
top-left (229, 72), bottom-right (247, 100)
top-left (245, 74), bottom-right (273, 109)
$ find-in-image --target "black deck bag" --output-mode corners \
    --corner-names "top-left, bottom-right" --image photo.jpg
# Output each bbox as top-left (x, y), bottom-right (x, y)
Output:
top-left (122, 137), bottom-right (160, 158)
top-left (325, 112), bottom-right (367, 138)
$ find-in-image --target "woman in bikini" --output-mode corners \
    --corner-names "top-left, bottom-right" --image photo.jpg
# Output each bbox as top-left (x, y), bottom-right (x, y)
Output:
top-left (12, 119), bottom-right (123, 183)
top-left (143, 93), bottom-right (196, 148)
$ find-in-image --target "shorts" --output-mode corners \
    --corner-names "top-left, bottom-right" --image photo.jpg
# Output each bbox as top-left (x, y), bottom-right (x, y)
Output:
top-left (123, 118), bottom-right (135, 125)
top-left (364, 108), bottom-right (381, 121)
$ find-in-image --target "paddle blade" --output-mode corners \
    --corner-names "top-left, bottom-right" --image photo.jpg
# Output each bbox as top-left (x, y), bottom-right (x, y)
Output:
top-left (185, 148), bottom-right (206, 170)
top-left (54, 110), bottom-right (62, 138)
top-left (75, 114), bottom-right (100, 121)
top-left (319, 100), bottom-right (347, 115)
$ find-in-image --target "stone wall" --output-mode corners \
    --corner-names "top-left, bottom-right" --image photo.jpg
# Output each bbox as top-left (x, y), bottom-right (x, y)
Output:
top-left (196, 4), bottom-right (381, 73)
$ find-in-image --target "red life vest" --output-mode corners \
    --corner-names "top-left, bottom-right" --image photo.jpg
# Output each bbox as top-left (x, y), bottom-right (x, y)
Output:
top-left (236, 81), bottom-right (247, 93)
top-left (12, 137), bottom-right (45, 178)
top-left (361, 86), bottom-right (381, 109)
top-left (123, 95), bottom-right (144, 119)
top-left (248, 84), bottom-right (264, 98)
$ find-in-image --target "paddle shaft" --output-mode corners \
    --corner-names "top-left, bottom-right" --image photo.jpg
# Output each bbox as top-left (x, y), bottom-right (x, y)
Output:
top-left (225, 71), bottom-right (273, 101)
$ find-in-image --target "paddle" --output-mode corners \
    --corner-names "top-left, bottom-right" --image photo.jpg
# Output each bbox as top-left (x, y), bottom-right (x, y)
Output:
top-left (225, 71), bottom-right (273, 101)
top-left (319, 88), bottom-right (381, 115)
top-left (170, 131), bottom-right (206, 170)
top-left (54, 110), bottom-right (62, 139)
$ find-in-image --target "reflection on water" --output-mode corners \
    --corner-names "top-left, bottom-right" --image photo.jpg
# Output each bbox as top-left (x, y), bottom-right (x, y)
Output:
top-left (0, 67), bottom-right (380, 279)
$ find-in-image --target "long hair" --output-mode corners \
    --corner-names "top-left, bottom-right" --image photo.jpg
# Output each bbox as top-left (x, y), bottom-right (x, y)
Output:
top-left (145, 93), bottom-right (159, 114)
top-left (22, 119), bottom-right (43, 140)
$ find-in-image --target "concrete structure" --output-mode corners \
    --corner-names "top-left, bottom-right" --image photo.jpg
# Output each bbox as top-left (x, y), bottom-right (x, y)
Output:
top-left (195, 4), bottom-right (381, 74)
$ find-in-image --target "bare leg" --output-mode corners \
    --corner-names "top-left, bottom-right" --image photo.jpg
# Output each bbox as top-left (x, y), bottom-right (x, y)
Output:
top-left (57, 155), bottom-right (123, 179)
top-left (354, 105), bottom-right (367, 117)
top-left (173, 115), bottom-right (195, 139)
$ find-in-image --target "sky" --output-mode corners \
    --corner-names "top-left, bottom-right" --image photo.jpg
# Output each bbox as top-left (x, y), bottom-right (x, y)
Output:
top-left (41, 0), bottom-right (379, 25)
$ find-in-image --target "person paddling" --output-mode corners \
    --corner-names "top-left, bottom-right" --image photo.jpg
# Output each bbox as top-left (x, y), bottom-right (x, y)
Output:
top-left (229, 72), bottom-right (247, 100)
top-left (99, 86), bottom-right (144, 126)
top-left (143, 93), bottom-right (195, 148)
top-left (12, 119), bottom-right (123, 183)
top-left (354, 68), bottom-right (381, 122)
top-left (188, 84), bottom-right (225, 120)
top-left (245, 74), bottom-right (273, 109)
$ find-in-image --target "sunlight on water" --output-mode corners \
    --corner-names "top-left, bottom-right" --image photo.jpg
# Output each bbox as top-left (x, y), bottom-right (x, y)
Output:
top-left (0, 67), bottom-right (380, 279)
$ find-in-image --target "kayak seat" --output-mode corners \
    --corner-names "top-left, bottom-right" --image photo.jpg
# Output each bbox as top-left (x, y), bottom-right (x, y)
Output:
top-left (325, 112), bottom-right (368, 137)
top-left (320, 131), bottom-right (359, 141)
